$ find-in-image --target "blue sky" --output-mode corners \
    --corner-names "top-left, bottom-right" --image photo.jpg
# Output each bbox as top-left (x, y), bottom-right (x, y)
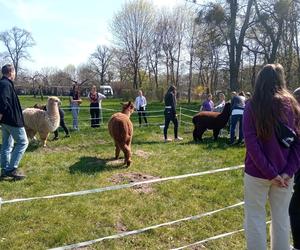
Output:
top-left (0, 0), bottom-right (187, 71)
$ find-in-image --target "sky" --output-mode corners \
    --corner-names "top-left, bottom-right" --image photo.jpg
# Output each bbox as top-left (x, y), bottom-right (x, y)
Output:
top-left (0, 0), bottom-right (189, 72)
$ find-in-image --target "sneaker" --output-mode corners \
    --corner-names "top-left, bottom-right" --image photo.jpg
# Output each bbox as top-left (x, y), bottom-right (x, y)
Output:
top-left (1, 169), bottom-right (26, 180)
top-left (237, 140), bottom-right (244, 146)
top-left (175, 137), bottom-right (183, 141)
top-left (52, 137), bottom-right (59, 141)
top-left (65, 134), bottom-right (70, 138)
top-left (164, 138), bottom-right (172, 142)
top-left (227, 141), bottom-right (236, 146)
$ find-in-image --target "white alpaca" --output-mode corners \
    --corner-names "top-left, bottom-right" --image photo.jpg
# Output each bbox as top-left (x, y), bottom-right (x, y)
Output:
top-left (23, 96), bottom-right (61, 147)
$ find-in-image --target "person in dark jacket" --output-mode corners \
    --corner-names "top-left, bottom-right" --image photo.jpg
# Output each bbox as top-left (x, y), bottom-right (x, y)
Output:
top-left (289, 87), bottom-right (300, 250)
top-left (229, 91), bottom-right (246, 145)
top-left (0, 64), bottom-right (28, 180)
top-left (243, 64), bottom-right (300, 250)
top-left (53, 105), bottom-right (70, 140)
top-left (163, 85), bottom-right (183, 142)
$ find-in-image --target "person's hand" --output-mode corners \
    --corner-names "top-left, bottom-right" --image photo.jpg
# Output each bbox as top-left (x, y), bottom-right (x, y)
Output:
top-left (281, 173), bottom-right (291, 187)
top-left (271, 175), bottom-right (287, 188)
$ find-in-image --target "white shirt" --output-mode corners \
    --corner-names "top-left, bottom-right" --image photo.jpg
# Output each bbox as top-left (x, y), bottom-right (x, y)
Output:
top-left (135, 96), bottom-right (147, 109)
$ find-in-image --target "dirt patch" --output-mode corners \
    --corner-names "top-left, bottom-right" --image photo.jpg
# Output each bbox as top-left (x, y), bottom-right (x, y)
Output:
top-left (134, 150), bottom-right (152, 159)
top-left (42, 146), bottom-right (73, 153)
top-left (115, 221), bottom-right (128, 233)
top-left (98, 139), bottom-right (107, 144)
top-left (109, 172), bottom-right (160, 193)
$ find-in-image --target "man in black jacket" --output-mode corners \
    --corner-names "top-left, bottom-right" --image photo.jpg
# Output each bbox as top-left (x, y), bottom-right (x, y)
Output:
top-left (163, 85), bottom-right (183, 142)
top-left (0, 64), bottom-right (28, 180)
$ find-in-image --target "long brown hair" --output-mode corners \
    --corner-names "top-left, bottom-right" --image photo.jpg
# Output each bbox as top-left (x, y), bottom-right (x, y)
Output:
top-left (251, 63), bottom-right (300, 139)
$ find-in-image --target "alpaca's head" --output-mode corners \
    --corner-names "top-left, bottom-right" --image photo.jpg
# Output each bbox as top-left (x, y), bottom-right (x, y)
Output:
top-left (121, 101), bottom-right (135, 116)
top-left (47, 96), bottom-right (61, 110)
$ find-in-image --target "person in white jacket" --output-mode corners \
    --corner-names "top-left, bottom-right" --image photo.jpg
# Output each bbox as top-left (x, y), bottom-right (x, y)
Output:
top-left (134, 90), bottom-right (148, 126)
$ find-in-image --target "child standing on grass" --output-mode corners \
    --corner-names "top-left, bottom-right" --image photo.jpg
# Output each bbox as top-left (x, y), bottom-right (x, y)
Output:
top-left (289, 87), bottom-right (300, 250)
top-left (243, 64), bottom-right (300, 250)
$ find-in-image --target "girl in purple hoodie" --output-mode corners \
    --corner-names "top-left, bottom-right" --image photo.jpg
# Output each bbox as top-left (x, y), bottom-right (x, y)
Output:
top-left (243, 64), bottom-right (300, 250)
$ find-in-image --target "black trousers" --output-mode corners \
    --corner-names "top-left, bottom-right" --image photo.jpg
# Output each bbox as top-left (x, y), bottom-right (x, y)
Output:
top-left (90, 103), bottom-right (100, 127)
top-left (164, 109), bottom-right (178, 139)
top-left (290, 181), bottom-right (300, 249)
top-left (137, 107), bottom-right (147, 125)
top-left (54, 118), bottom-right (69, 138)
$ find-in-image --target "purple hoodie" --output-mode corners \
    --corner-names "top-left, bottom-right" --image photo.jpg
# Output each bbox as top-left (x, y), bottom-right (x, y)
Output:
top-left (243, 101), bottom-right (300, 180)
top-left (202, 100), bottom-right (214, 111)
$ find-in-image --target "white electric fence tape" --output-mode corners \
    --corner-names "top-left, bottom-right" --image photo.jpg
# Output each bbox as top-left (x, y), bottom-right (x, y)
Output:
top-left (1, 165), bottom-right (244, 205)
top-left (171, 221), bottom-right (271, 250)
top-left (49, 202), bottom-right (244, 250)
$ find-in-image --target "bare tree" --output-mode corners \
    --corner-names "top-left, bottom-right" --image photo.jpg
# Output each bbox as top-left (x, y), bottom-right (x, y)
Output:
top-left (90, 45), bottom-right (114, 85)
top-left (0, 26), bottom-right (35, 79)
top-left (198, 1), bottom-right (254, 91)
top-left (111, 0), bottom-right (154, 89)
top-left (160, 7), bottom-right (187, 88)
top-left (145, 14), bottom-right (163, 89)
top-left (254, 0), bottom-right (291, 63)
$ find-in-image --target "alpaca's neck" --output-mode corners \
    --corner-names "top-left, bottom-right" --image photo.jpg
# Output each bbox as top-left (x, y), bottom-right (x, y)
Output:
top-left (122, 110), bottom-right (131, 117)
top-left (47, 104), bottom-right (59, 118)
top-left (219, 107), bottom-right (231, 121)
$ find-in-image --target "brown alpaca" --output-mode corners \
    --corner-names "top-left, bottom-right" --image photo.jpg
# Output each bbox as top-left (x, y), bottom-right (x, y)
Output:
top-left (23, 96), bottom-right (61, 147)
top-left (108, 101), bottom-right (135, 167)
top-left (192, 102), bottom-right (231, 141)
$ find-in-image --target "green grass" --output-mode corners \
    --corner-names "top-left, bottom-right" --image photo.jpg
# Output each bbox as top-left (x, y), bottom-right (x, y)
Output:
top-left (0, 96), bottom-right (247, 250)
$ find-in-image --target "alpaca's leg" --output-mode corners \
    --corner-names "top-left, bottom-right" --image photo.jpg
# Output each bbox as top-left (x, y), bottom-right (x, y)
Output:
top-left (198, 127), bottom-right (206, 141)
top-left (193, 128), bottom-right (197, 141)
top-left (115, 143), bottom-right (120, 159)
top-left (120, 144), bottom-right (131, 167)
top-left (193, 126), bottom-right (200, 141)
top-left (25, 128), bottom-right (36, 139)
top-left (39, 132), bottom-right (49, 147)
top-left (213, 129), bottom-right (220, 141)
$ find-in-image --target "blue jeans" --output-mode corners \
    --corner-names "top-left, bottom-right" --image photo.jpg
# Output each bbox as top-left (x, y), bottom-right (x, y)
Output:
top-left (230, 114), bottom-right (243, 143)
top-left (1, 124), bottom-right (28, 172)
top-left (71, 103), bottom-right (80, 129)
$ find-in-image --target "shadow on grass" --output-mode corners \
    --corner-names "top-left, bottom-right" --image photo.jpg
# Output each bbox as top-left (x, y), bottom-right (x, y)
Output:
top-left (69, 156), bottom-right (127, 175)
top-left (186, 137), bottom-right (242, 150)
top-left (25, 141), bottom-right (41, 152)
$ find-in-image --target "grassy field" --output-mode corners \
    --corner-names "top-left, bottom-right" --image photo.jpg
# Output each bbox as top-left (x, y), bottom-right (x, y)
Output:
top-left (0, 96), bottom-right (247, 250)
